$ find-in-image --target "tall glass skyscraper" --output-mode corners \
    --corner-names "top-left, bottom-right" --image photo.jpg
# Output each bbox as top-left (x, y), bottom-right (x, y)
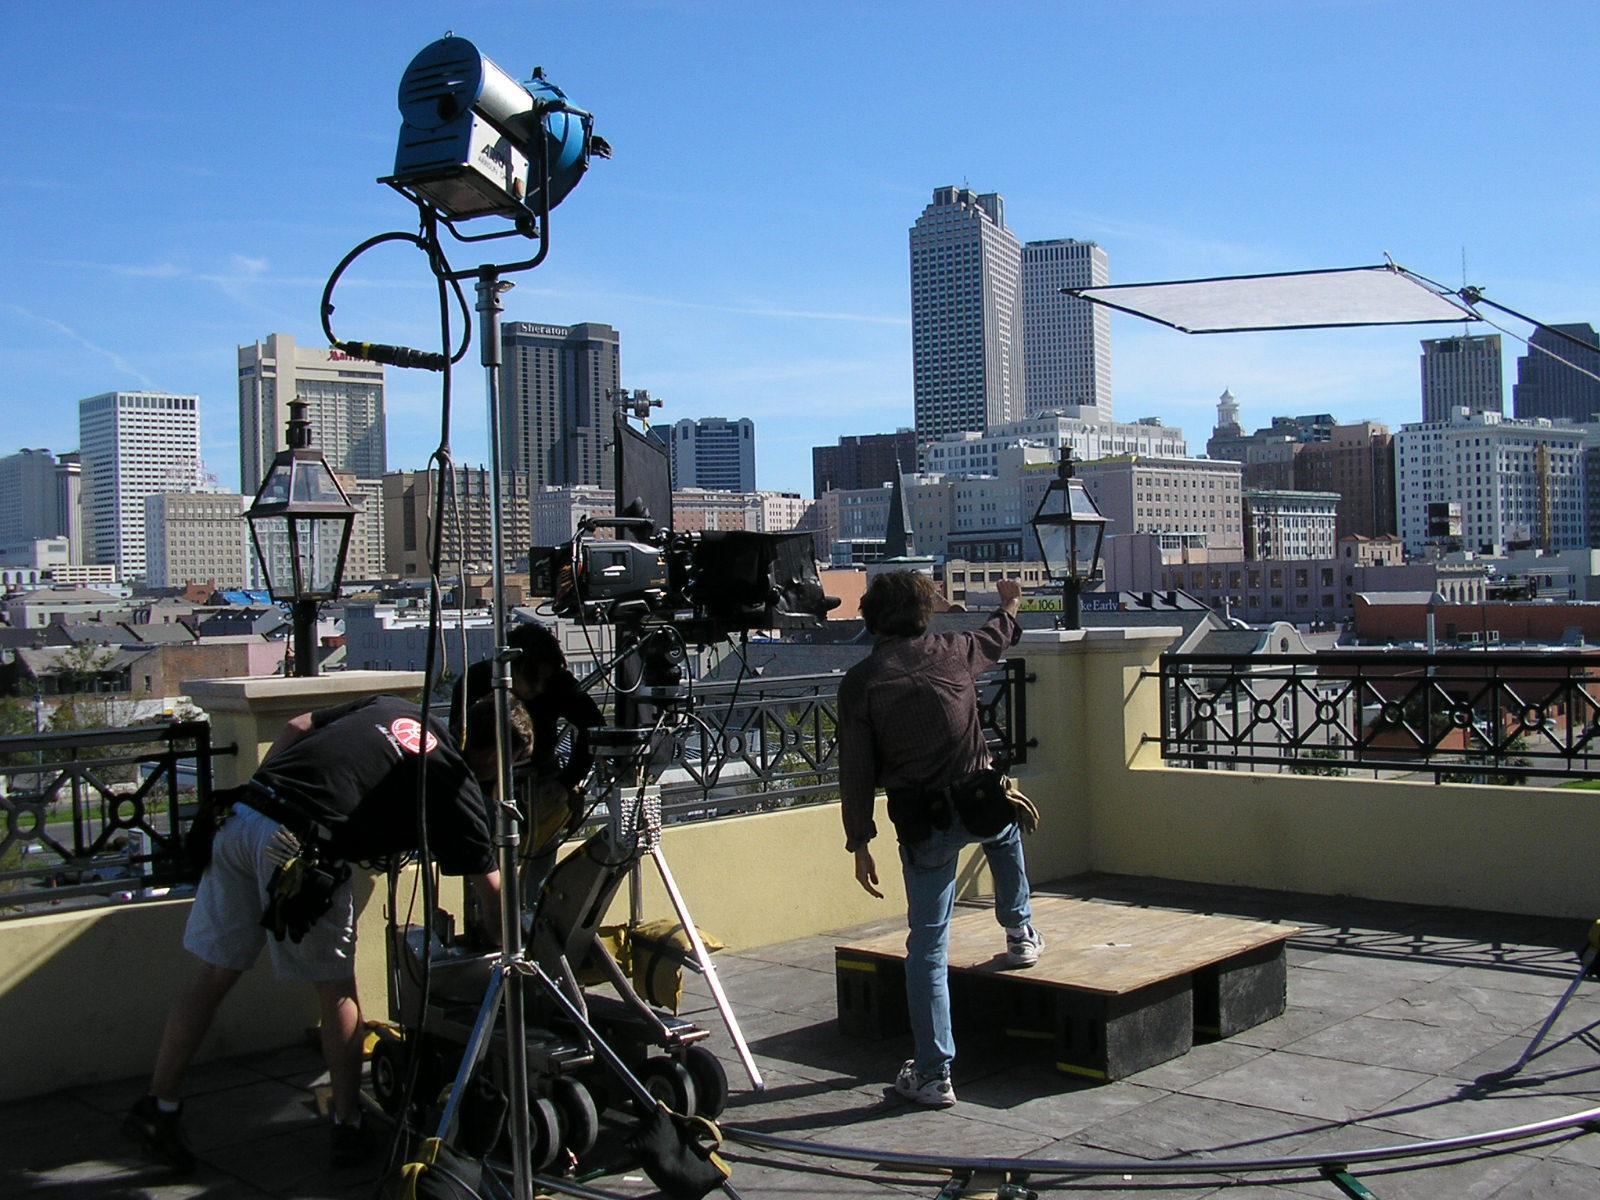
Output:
top-left (1022, 238), bottom-right (1111, 420)
top-left (651, 417), bottom-right (756, 492)
top-left (1419, 333), bottom-right (1502, 423)
top-left (909, 187), bottom-right (1023, 453)
top-left (498, 322), bottom-right (621, 489)
top-left (78, 391), bottom-right (202, 579)
top-left (238, 333), bottom-right (386, 496)
top-left (1512, 323), bottom-right (1600, 423)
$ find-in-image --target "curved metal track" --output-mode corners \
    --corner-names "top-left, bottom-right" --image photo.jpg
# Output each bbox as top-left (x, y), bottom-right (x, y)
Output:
top-left (722, 1102), bottom-right (1600, 1178)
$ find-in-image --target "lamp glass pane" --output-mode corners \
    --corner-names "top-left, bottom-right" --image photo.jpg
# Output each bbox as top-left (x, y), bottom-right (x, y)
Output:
top-left (250, 515), bottom-right (293, 599)
top-left (291, 515), bottom-right (345, 598)
top-left (291, 459), bottom-right (344, 504)
top-left (1035, 523), bottom-right (1069, 579)
top-left (255, 463), bottom-right (292, 506)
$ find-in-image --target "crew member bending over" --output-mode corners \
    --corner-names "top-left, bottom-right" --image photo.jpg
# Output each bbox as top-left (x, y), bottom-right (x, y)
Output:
top-left (125, 693), bottom-right (521, 1172)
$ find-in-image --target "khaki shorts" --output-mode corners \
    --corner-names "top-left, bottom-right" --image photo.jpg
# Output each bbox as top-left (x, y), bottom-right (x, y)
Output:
top-left (183, 803), bottom-right (356, 983)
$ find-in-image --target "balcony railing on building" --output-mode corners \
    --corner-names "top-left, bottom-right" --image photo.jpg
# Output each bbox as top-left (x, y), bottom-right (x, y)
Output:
top-left (1, 660), bottom-right (1029, 911)
top-left (1155, 650), bottom-right (1600, 783)
top-left (0, 722), bottom-right (224, 913)
top-left (586, 658), bottom-right (1030, 822)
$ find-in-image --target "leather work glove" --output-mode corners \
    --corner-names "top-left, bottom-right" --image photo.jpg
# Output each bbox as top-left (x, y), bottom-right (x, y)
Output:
top-left (261, 855), bottom-right (350, 943)
top-left (1003, 775), bottom-right (1041, 835)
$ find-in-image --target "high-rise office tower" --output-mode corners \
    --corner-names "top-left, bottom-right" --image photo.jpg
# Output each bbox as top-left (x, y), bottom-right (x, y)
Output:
top-left (651, 417), bottom-right (756, 492)
top-left (1420, 334), bottom-right (1502, 422)
top-left (1022, 238), bottom-right (1111, 419)
top-left (1293, 422), bottom-right (1396, 540)
top-left (382, 467), bottom-right (532, 577)
top-left (1396, 411), bottom-right (1588, 555)
top-left (144, 492), bottom-right (249, 588)
top-left (498, 322), bottom-right (621, 489)
top-left (0, 449), bottom-right (64, 549)
top-left (812, 430), bottom-right (918, 497)
top-left (910, 187), bottom-right (1023, 452)
top-left (54, 453), bottom-right (83, 564)
top-left (78, 391), bottom-right (202, 579)
top-left (1512, 323), bottom-right (1600, 423)
top-left (336, 473), bottom-right (386, 581)
top-left (238, 333), bottom-right (386, 496)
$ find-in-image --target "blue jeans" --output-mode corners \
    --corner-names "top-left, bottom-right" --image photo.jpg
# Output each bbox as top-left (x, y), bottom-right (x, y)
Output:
top-left (899, 818), bottom-right (1032, 1078)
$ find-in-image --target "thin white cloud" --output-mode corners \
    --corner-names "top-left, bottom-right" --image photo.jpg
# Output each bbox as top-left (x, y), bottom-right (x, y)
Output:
top-left (1019, 203), bottom-right (1284, 275)
top-left (1, 303), bottom-right (156, 388)
top-left (45, 257), bottom-right (433, 292)
top-left (643, 356), bottom-right (901, 391)
top-left (572, 287), bottom-right (909, 327)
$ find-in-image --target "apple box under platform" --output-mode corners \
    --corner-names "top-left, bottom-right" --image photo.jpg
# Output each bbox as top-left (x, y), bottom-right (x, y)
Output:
top-left (835, 897), bottom-right (1296, 1082)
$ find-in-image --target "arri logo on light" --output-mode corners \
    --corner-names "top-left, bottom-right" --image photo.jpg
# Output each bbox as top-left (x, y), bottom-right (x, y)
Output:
top-left (389, 717), bottom-right (438, 755)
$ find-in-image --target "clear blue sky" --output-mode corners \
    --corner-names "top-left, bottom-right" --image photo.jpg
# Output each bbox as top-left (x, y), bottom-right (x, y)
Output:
top-left (5, 2), bottom-right (1598, 498)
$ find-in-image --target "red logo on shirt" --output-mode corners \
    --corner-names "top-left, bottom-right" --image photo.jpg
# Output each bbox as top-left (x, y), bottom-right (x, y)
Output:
top-left (389, 717), bottom-right (438, 755)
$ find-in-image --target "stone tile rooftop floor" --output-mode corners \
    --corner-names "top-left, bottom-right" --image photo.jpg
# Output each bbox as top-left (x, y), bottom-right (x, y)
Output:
top-left (6, 873), bottom-right (1600, 1198)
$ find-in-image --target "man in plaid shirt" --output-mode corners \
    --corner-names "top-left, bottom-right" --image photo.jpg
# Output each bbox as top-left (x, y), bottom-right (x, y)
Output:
top-left (838, 571), bottom-right (1041, 1108)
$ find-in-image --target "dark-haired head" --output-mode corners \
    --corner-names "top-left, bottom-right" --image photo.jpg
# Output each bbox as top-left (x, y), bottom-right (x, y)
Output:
top-left (463, 694), bottom-right (533, 786)
top-left (507, 621), bottom-right (567, 699)
top-left (860, 571), bottom-right (939, 638)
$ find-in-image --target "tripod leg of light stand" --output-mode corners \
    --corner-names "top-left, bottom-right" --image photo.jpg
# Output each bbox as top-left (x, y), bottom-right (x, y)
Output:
top-left (590, 935), bottom-right (676, 1041)
top-left (1503, 938), bottom-right (1599, 1077)
top-left (648, 844), bottom-right (765, 1091)
top-left (437, 962), bottom-right (508, 1141)
top-left (478, 266), bottom-right (535, 1200)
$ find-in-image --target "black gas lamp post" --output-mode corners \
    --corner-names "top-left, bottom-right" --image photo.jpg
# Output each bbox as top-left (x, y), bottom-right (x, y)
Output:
top-left (245, 399), bottom-right (355, 677)
top-left (1029, 448), bottom-right (1107, 631)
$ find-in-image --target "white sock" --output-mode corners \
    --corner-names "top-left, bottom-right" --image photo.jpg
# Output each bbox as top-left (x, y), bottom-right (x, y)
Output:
top-left (155, 1097), bottom-right (180, 1114)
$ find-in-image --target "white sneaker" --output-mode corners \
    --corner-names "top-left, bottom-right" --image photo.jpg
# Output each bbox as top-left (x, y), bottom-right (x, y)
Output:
top-left (1005, 923), bottom-right (1044, 967)
top-left (893, 1060), bottom-right (956, 1108)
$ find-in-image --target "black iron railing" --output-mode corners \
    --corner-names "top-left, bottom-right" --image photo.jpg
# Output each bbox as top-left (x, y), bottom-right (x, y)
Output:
top-left (1155, 651), bottom-right (1600, 783)
top-left (591, 658), bottom-right (1030, 824)
top-left (0, 721), bottom-right (225, 913)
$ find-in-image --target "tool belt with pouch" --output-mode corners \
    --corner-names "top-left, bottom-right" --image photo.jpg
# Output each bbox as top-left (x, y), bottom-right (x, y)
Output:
top-left (231, 780), bottom-right (352, 944)
top-left (886, 768), bottom-right (1041, 844)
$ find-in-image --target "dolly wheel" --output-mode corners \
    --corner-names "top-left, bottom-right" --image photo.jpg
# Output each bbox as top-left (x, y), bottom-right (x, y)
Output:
top-left (553, 1077), bottom-right (599, 1157)
top-left (641, 1056), bottom-right (698, 1115)
top-left (683, 1046), bottom-right (729, 1119)
top-left (370, 1034), bottom-right (407, 1115)
top-left (529, 1096), bottom-right (562, 1172)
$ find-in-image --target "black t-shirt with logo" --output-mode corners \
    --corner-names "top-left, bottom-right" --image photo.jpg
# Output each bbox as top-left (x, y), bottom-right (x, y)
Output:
top-left (252, 695), bottom-right (494, 875)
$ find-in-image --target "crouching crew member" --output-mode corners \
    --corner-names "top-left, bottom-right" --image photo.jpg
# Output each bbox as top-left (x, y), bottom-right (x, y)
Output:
top-left (125, 693), bottom-right (517, 1173)
top-left (453, 620), bottom-right (601, 894)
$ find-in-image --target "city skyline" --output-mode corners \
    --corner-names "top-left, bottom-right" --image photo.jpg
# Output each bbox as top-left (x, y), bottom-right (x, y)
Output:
top-left (5, 3), bottom-right (1600, 499)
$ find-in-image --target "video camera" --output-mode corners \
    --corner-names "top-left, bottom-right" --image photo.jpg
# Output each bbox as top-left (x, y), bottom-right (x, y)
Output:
top-left (531, 523), bottom-right (836, 641)
top-left (531, 405), bottom-right (837, 641)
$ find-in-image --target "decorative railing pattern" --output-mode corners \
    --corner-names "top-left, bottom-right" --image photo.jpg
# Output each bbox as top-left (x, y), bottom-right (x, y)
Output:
top-left (592, 658), bottom-right (1030, 824)
top-left (0, 722), bottom-right (222, 913)
top-left (1155, 651), bottom-right (1600, 782)
top-left (0, 663), bottom-right (1030, 909)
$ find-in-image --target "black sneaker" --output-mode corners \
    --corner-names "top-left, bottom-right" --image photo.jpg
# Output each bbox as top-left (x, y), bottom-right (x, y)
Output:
top-left (122, 1094), bottom-right (196, 1173)
top-left (330, 1118), bottom-right (373, 1168)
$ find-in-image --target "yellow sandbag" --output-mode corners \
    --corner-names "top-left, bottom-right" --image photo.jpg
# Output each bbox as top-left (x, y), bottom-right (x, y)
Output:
top-left (629, 919), bottom-right (726, 1013)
